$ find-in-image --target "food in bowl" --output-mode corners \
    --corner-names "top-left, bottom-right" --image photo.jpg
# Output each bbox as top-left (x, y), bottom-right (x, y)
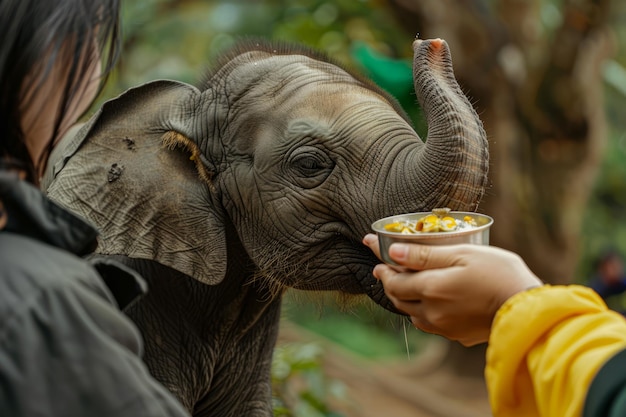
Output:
top-left (371, 208), bottom-right (494, 265)
top-left (383, 208), bottom-right (477, 234)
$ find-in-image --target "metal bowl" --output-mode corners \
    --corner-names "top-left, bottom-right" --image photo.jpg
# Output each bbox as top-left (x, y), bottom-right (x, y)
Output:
top-left (371, 210), bottom-right (494, 265)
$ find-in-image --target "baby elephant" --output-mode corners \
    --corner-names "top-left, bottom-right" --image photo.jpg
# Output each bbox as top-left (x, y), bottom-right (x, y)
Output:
top-left (45, 38), bottom-right (488, 416)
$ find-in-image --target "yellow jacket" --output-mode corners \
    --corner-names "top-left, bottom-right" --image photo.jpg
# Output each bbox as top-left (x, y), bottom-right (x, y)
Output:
top-left (486, 285), bottom-right (626, 417)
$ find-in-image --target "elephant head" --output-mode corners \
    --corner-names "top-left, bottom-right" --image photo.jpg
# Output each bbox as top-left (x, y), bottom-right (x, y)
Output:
top-left (48, 38), bottom-right (487, 308)
top-left (45, 38), bottom-right (488, 415)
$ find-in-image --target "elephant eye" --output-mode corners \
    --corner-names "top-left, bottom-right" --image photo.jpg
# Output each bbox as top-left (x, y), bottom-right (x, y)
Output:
top-left (287, 145), bottom-right (334, 188)
top-left (294, 155), bottom-right (324, 173)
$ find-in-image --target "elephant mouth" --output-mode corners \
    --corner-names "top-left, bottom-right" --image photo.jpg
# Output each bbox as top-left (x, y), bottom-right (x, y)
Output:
top-left (361, 273), bottom-right (403, 314)
top-left (355, 251), bottom-right (407, 316)
top-left (316, 227), bottom-right (407, 316)
top-left (283, 225), bottom-right (406, 316)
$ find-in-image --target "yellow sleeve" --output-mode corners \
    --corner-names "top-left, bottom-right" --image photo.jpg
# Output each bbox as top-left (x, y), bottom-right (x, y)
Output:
top-left (485, 285), bottom-right (626, 417)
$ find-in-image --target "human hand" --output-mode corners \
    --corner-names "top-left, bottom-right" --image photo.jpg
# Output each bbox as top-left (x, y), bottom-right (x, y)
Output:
top-left (363, 234), bottom-right (543, 346)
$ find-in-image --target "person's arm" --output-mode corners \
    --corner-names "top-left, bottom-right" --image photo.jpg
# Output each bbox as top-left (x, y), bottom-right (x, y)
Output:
top-left (362, 235), bottom-right (626, 417)
top-left (487, 285), bottom-right (626, 417)
top-left (0, 274), bottom-right (190, 417)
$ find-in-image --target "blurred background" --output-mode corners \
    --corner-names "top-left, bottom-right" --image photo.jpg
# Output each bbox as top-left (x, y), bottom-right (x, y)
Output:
top-left (97, 1), bottom-right (626, 415)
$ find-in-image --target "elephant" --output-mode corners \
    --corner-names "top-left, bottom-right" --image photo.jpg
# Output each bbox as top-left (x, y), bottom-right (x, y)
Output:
top-left (44, 37), bottom-right (489, 416)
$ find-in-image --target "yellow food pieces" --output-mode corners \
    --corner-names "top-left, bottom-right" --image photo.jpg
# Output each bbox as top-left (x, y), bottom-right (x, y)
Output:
top-left (383, 212), bottom-right (477, 234)
top-left (416, 214), bottom-right (442, 232)
top-left (440, 216), bottom-right (458, 231)
top-left (383, 222), bottom-right (414, 234)
top-left (463, 215), bottom-right (477, 227)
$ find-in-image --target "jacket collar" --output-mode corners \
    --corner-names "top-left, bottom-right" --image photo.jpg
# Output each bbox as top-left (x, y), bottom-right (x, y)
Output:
top-left (0, 170), bottom-right (98, 256)
top-left (0, 170), bottom-right (147, 309)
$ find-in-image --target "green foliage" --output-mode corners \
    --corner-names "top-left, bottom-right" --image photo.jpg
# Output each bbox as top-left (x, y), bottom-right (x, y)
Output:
top-left (97, 0), bottom-right (423, 126)
top-left (272, 342), bottom-right (347, 417)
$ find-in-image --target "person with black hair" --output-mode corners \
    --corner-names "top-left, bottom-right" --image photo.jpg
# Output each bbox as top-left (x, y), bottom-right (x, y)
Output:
top-left (588, 249), bottom-right (626, 314)
top-left (363, 236), bottom-right (626, 417)
top-left (0, 1), bottom-right (190, 415)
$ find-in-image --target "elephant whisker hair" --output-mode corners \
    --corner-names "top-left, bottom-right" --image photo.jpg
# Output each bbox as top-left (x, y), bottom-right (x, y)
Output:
top-left (245, 241), bottom-right (312, 298)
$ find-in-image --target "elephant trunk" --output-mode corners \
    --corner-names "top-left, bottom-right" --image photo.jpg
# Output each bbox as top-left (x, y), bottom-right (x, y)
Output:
top-left (407, 38), bottom-right (489, 212)
top-left (362, 39), bottom-right (489, 315)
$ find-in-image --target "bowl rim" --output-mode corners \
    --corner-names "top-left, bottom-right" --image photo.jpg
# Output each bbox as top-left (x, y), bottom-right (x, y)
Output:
top-left (371, 210), bottom-right (494, 238)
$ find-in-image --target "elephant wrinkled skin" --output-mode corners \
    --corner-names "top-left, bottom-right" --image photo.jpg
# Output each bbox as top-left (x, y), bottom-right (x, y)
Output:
top-left (45, 38), bottom-right (489, 416)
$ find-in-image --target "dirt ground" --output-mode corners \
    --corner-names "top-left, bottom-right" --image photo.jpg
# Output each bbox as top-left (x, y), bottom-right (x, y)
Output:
top-left (278, 322), bottom-right (492, 417)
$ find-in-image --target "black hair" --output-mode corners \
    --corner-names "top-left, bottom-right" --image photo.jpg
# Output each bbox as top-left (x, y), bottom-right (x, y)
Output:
top-left (594, 248), bottom-right (623, 270)
top-left (0, 0), bottom-right (121, 184)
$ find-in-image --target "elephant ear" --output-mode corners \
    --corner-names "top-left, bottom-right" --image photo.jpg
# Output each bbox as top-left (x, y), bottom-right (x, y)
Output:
top-left (45, 80), bottom-right (228, 286)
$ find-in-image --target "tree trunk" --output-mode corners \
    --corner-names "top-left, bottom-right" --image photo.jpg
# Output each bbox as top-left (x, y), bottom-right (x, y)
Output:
top-left (386, 0), bottom-right (616, 376)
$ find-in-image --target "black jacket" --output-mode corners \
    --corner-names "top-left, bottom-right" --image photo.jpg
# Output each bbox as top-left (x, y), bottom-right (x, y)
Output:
top-left (0, 171), bottom-right (189, 417)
